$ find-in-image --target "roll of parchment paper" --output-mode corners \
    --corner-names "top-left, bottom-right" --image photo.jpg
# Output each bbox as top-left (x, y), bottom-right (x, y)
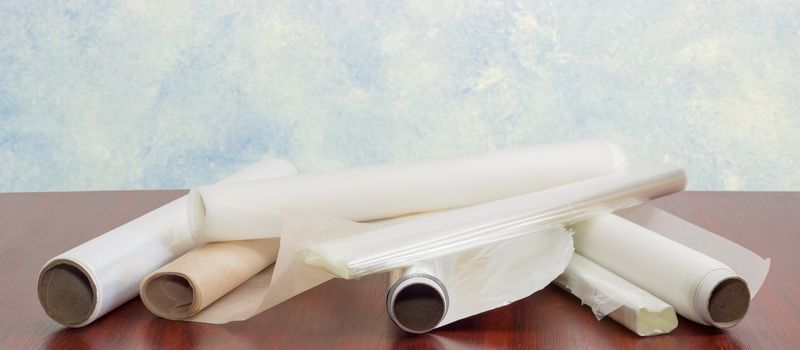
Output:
top-left (554, 254), bottom-right (678, 336)
top-left (189, 139), bottom-right (628, 241)
top-left (139, 239), bottom-right (279, 320)
top-left (37, 158), bottom-right (297, 327)
top-left (573, 215), bottom-right (752, 328)
top-left (616, 204), bottom-right (770, 300)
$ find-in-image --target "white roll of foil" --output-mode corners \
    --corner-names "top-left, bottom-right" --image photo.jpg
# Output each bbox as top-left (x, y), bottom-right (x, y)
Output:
top-left (37, 158), bottom-right (298, 327)
top-left (573, 214), bottom-right (759, 328)
top-left (554, 254), bottom-right (678, 336)
top-left (187, 139), bottom-right (628, 242)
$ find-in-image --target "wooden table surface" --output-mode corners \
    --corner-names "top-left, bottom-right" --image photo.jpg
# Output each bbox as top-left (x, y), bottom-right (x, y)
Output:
top-left (0, 190), bottom-right (797, 349)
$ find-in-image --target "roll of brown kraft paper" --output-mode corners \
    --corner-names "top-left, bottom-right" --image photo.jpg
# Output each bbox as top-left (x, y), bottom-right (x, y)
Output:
top-left (140, 239), bottom-right (279, 320)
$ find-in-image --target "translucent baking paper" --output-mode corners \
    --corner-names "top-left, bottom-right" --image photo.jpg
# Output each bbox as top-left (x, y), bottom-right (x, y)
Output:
top-left (37, 158), bottom-right (297, 327)
top-left (188, 139), bottom-right (628, 241)
top-left (554, 254), bottom-right (678, 336)
top-left (573, 213), bottom-right (765, 328)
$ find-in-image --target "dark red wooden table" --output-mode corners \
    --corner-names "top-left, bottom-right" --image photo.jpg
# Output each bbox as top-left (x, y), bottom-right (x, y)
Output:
top-left (0, 191), bottom-right (797, 349)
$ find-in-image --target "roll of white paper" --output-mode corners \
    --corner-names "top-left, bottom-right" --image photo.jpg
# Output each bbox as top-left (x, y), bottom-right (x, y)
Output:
top-left (37, 158), bottom-right (297, 327)
top-left (188, 139), bottom-right (628, 241)
top-left (573, 215), bottom-right (751, 328)
top-left (554, 254), bottom-right (678, 336)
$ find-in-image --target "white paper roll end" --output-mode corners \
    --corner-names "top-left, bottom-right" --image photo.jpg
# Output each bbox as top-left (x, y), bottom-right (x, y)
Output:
top-left (695, 269), bottom-right (750, 328)
top-left (387, 274), bottom-right (448, 334)
top-left (140, 273), bottom-right (199, 320)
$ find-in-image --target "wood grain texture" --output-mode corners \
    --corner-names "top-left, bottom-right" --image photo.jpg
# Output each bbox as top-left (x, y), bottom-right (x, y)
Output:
top-left (0, 191), bottom-right (797, 349)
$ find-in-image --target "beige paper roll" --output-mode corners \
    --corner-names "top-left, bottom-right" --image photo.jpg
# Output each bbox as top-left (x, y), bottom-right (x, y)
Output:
top-left (139, 239), bottom-right (279, 320)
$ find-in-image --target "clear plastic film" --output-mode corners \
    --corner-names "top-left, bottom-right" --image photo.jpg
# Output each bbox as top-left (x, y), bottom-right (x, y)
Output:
top-left (554, 254), bottom-right (678, 336)
top-left (573, 214), bottom-right (759, 328)
top-left (304, 164), bottom-right (687, 280)
top-left (36, 158), bottom-right (297, 327)
top-left (187, 139), bottom-right (629, 242)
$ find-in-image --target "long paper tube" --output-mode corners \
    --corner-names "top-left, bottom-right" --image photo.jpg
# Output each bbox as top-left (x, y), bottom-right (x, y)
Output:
top-left (188, 139), bottom-right (628, 241)
top-left (573, 215), bottom-right (751, 328)
top-left (305, 163), bottom-right (686, 280)
top-left (139, 239), bottom-right (279, 320)
top-left (554, 254), bottom-right (678, 336)
top-left (37, 158), bottom-right (297, 327)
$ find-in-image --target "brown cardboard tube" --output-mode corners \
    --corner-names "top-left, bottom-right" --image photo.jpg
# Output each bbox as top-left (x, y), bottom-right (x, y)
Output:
top-left (139, 239), bottom-right (279, 320)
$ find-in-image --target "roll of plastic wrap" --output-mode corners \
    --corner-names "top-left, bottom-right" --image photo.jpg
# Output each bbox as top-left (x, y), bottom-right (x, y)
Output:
top-left (37, 158), bottom-right (297, 327)
top-left (188, 139), bottom-right (628, 241)
top-left (386, 226), bottom-right (573, 333)
top-left (554, 254), bottom-right (678, 336)
top-left (573, 215), bottom-right (751, 328)
top-left (304, 164), bottom-right (686, 280)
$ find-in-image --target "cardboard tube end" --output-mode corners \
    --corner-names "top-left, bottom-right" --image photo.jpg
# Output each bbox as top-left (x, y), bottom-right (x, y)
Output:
top-left (38, 260), bottom-right (97, 327)
top-left (141, 274), bottom-right (198, 320)
top-left (387, 274), bottom-right (447, 334)
top-left (697, 270), bottom-right (750, 328)
top-left (707, 277), bottom-right (750, 328)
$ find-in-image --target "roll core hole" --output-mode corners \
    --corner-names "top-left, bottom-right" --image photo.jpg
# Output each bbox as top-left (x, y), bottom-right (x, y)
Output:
top-left (708, 277), bottom-right (750, 328)
top-left (143, 275), bottom-right (195, 317)
top-left (392, 283), bottom-right (446, 333)
top-left (38, 262), bottom-right (95, 326)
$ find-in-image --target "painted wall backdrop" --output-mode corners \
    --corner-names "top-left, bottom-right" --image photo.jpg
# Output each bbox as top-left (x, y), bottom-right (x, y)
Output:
top-left (1, 1), bottom-right (798, 192)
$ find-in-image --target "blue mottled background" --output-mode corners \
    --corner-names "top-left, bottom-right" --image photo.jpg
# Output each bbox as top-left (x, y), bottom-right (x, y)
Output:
top-left (1, 1), bottom-right (798, 191)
